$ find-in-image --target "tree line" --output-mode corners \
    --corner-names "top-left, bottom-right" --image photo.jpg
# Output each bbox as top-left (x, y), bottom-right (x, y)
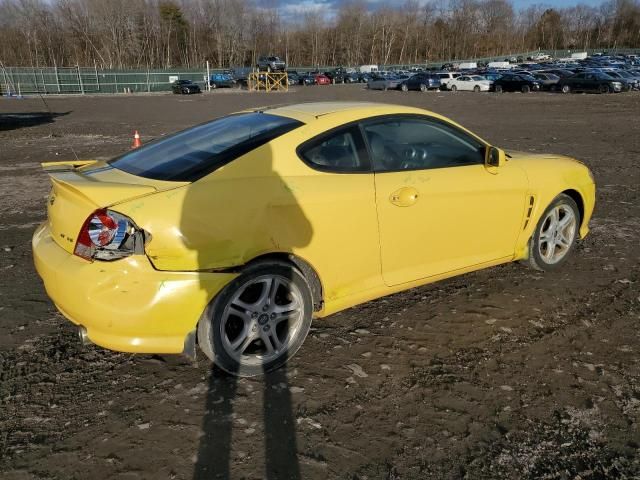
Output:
top-left (1, 0), bottom-right (639, 69)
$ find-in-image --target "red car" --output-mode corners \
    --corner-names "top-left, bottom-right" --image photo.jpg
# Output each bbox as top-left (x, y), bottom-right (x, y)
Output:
top-left (314, 74), bottom-right (331, 85)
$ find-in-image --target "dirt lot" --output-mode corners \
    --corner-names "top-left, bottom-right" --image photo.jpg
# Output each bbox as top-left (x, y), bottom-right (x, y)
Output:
top-left (1, 86), bottom-right (639, 480)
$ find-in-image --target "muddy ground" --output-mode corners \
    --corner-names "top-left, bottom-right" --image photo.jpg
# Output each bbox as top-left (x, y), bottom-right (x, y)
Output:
top-left (1, 86), bottom-right (639, 480)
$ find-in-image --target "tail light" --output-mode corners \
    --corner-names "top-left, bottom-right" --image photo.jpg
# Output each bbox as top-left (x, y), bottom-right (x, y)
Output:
top-left (74, 209), bottom-right (147, 261)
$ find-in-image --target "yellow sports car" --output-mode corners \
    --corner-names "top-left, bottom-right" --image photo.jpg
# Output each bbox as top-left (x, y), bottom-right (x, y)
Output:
top-left (32, 102), bottom-right (595, 376)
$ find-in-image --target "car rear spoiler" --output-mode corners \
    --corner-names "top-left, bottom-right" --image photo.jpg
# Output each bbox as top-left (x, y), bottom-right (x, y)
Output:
top-left (41, 160), bottom-right (98, 173)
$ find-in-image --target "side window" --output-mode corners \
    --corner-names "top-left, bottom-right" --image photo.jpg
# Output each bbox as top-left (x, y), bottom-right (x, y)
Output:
top-left (298, 126), bottom-right (369, 172)
top-left (362, 117), bottom-right (485, 172)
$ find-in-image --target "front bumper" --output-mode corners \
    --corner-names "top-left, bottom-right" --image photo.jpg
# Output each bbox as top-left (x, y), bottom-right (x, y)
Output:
top-left (32, 223), bottom-right (237, 354)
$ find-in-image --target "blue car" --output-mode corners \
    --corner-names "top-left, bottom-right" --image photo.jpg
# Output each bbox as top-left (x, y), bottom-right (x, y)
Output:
top-left (209, 73), bottom-right (236, 89)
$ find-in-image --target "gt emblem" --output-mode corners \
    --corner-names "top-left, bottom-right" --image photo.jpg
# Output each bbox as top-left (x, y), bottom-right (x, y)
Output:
top-left (49, 194), bottom-right (56, 206)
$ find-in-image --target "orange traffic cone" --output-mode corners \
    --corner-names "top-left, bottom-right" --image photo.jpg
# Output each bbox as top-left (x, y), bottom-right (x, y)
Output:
top-left (131, 130), bottom-right (142, 149)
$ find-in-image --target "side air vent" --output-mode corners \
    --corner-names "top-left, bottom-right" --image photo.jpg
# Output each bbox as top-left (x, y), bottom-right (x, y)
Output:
top-left (523, 195), bottom-right (535, 230)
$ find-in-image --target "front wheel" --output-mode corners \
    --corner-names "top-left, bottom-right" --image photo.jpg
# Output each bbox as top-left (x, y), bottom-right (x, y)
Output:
top-left (197, 262), bottom-right (313, 376)
top-left (495, 84), bottom-right (503, 93)
top-left (473, 85), bottom-right (480, 92)
top-left (525, 194), bottom-right (580, 272)
top-left (522, 85), bottom-right (531, 93)
top-left (561, 84), bottom-right (571, 94)
top-left (419, 84), bottom-right (427, 92)
top-left (400, 83), bottom-right (408, 92)
top-left (599, 84), bottom-right (611, 94)
top-left (450, 85), bottom-right (457, 92)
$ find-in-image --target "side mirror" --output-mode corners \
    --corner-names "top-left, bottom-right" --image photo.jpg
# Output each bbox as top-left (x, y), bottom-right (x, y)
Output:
top-left (486, 146), bottom-right (506, 168)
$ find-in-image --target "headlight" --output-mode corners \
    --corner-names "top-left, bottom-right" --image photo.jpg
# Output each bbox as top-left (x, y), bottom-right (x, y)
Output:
top-left (612, 81), bottom-right (622, 87)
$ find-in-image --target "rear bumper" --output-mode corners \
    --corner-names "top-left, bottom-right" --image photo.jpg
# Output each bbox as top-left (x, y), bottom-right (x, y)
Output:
top-left (32, 223), bottom-right (237, 354)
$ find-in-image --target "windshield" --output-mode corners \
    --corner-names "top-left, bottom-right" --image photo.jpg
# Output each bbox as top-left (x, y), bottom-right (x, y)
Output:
top-left (109, 113), bottom-right (302, 182)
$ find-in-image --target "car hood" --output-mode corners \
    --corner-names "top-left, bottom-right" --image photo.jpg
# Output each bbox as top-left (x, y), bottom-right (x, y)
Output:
top-left (505, 150), bottom-right (575, 162)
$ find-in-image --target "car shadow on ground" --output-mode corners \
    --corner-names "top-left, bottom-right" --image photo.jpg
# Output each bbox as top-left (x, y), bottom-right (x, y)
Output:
top-left (181, 137), bottom-right (311, 479)
top-left (0, 111), bottom-right (70, 131)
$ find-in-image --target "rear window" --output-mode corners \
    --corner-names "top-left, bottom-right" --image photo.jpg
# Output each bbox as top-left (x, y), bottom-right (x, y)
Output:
top-left (109, 113), bottom-right (302, 181)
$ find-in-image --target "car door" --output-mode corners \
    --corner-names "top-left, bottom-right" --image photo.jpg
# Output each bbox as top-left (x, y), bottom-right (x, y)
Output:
top-left (363, 115), bottom-right (528, 287)
top-left (296, 124), bottom-right (381, 300)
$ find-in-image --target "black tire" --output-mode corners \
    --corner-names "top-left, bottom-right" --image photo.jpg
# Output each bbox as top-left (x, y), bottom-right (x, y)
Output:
top-left (522, 85), bottom-right (531, 93)
top-left (400, 83), bottom-right (408, 92)
top-left (599, 83), bottom-right (611, 94)
top-left (473, 85), bottom-right (480, 92)
top-left (211, 83), bottom-right (217, 89)
top-left (525, 194), bottom-right (580, 272)
top-left (495, 84), bottom-right (503, 93)
top-left (561, 84), bottom-right (571, 94)
top-left (419, 84), bottom-right (427, 92)
top-left (197, 262), bottom-right (313, 377)
top-left (450, 85), bottom-right (457, 92)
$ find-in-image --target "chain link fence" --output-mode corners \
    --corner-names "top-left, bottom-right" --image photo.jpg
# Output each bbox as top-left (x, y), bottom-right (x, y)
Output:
top-left (2, 48), bottom-right (639, 96)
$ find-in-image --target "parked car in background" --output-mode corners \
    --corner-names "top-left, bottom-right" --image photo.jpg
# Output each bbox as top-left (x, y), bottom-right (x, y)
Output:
top-left (287, 72), bottom-right (300, 85)
top-left (298, 73), bottom-right (316, 85)
top-left (436, 71), bottom-right (461, 90)
top-left (403, 73), bottom-right (441, 91)
top-left (607, 70), bottom-right (639, 89)
top-left (558, 72), bottom-right (624, 93)
top-left (208, 73), bottom-right (236, 89)
top-left (532, 73), bottom-right (560, 90)
top-left (257, 55), bottom-right (286, 72)
top-left (344, 72), bottom-right (360, 83)
top-left (171, 79), bottom-right (201, 94)
top-left (368, 74), bottom-right (409, 90)
top-left (314, 73), bottom-right (331, 85)
top-left (492, 74), bottom-right (541, 93)
top-left (324, 70), bottom-right (346, 84)
top-left (447, 75), bottom-right (492, 92)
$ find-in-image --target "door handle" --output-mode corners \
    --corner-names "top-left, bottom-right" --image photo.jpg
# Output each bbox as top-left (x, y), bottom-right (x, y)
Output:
top-left (389, 187), bottom-right (420, 207)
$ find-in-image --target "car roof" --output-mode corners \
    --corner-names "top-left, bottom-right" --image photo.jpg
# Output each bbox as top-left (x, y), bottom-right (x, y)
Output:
top-left (250, 102), bottom-right (430, 122)
top-left (250, 102), bottom-right (420, 121)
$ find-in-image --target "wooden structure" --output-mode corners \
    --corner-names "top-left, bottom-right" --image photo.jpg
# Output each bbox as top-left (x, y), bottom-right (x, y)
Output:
top-left (247, 71), bottom-right (288, 92)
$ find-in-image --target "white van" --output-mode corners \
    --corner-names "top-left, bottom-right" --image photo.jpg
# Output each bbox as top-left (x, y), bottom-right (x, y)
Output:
top-left (488, 61), bottom-right (511, 69)
top-left (457, 62), bottom-right (477, 70)
top-left (359, 65), bottom-right (379, 73)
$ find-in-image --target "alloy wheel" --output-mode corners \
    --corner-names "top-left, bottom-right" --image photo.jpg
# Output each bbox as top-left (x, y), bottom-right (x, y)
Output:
top-left (219, 274), bottom-right (304, 366)
top-left (537, 205), bottom-right (577, 264)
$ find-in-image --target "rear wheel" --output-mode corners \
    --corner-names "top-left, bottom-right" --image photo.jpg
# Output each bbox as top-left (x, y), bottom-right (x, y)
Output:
top-left (419, 84), bottom-right (427, 92)
top-left (400, 83), bottom-right (408, 92)
top-left (525, 194), bottom-right (580, 272)
top-left (521, 85), bottom-right (531, 93)
top-left (599, 83), bottom-right (611, 94)
top-left (561, 84), bottom-right (571, 94)
top-left (495, 84), bottom-right (503, 93)
top-left (197, 262), bottom-right (313, 377)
